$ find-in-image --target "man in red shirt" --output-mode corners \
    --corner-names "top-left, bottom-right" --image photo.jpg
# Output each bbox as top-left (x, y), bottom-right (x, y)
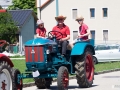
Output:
top-left (36, 20), bottom-right (46, 38)
top-left (69, 16), bottom-right (90, 48)
top-left (52, 15), bottom-right (70, 56)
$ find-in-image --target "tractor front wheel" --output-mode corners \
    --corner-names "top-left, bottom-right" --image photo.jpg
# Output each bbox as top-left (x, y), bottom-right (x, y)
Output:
top-left (34, 78), bottom-right (52, 89)
top-left (12, 68), bottom-right (23, 90)
top-left (57, 66), bottom-right (69, 90)
top-left (75, 48), bottom-right (94, 88)
top-left (0, 61), bottom-right (12, 90)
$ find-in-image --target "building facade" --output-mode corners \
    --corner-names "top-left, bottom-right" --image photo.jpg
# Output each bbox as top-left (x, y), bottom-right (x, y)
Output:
top-left (37, 0), bottom-right (120, 44)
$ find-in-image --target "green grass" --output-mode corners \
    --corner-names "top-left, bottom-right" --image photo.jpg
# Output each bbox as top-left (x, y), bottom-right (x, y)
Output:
top-left (10, 55), bottom-right (25, 58)
top-left (12, 60), bottom-right (120, 83)
top-left (95, 61), bottom-right (120, 72)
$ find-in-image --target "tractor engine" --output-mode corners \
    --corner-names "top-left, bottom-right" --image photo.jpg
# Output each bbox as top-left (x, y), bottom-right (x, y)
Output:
top-left (24, 38), bottom-right (57, 72)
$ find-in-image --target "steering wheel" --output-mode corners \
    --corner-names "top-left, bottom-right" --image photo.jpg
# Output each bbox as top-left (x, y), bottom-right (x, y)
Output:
top-left (48, 31), bottom-right (63, 40)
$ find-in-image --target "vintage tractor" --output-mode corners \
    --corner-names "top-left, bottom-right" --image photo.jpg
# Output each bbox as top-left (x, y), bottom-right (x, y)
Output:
top-left (16, 30), bottom-right (95, 90)
top-left (0, 40), bottom-right (23, 90)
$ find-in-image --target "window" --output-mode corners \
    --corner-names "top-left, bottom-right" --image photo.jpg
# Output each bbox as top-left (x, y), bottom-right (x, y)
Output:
top-left (90, 8), bottom-right (95, 18)
top-left (73, 31), bottom-right (78, 40)
top-left (103, 8), bottom-right (108, 17)
top-left (103, 30), bottom-right (108, 41)
top-left (95, 45), bottom-right (110, 50)
top-left (72, 9), bottom-right (77, 19)
top-left (90, 30), bottom-right (95, 39)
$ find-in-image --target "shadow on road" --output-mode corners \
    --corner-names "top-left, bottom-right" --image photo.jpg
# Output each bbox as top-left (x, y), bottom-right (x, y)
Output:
top-left (49, 85), bottom-right (78, 90)
top-left (102, 76), bottom-right (120, 78)
top-left (38, 84), bottom-right (98, 90)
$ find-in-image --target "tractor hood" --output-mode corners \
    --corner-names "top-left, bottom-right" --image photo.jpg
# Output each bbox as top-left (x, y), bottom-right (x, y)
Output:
top-left (24, 38), bottom-right (57, 46)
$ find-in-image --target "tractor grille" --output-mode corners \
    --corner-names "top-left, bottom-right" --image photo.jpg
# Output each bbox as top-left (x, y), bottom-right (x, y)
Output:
top-left (25, 46), bottom-right (44, 62)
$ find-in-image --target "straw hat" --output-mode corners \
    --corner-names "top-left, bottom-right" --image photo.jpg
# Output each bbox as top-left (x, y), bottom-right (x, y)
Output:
top-left (55, 15), bottom-right (66, 21)
top-left (76, 16), bottom-right (84, 21)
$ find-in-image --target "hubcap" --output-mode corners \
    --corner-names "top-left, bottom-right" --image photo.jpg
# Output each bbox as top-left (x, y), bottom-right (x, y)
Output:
top-left (0, 69), bottom-right (12, 90)
top-left (63, 71), bottom-right (69, 88)
top-left (86, 54), bottom-right (94, 81)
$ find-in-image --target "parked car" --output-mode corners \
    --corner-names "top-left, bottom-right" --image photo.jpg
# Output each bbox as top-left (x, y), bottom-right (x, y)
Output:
top-left (93, 43), bottom-right (120, 64)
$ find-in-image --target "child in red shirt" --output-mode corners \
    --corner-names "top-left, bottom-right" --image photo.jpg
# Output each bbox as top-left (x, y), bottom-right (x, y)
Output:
top-left (69, 16), bottom-right (90, 48)
top-left (36, 20), bottom-right (46, 38)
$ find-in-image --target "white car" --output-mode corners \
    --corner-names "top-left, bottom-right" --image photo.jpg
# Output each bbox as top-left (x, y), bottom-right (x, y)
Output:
top-left (93, 43), bottom-right (120, 64)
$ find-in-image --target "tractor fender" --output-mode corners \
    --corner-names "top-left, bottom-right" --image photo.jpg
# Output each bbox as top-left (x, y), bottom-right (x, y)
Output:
top-left (71, 42), bottom-right (95, 55)
top-left (0, 54), bottom-right (14, 67)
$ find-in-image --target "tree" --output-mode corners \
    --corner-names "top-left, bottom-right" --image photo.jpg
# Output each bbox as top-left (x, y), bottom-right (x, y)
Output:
top-left (8, 0), bottom-right (37, 14)
top-left (0, 5), bottom-right (2, 9)
top-left (0, 10), bottom-right (18, 44)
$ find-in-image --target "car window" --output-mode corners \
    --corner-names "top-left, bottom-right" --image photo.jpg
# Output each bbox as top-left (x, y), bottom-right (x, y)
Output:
top-left (109, 45), bottom-right (119, 49)
top-left (95, 45), bottom-right (109, 50)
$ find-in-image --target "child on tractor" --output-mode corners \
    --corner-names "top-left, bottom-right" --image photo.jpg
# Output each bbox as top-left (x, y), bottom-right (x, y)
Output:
top-left (69, 16), bottom-right (91, 48)
top-left (36, 20), bottom-right (47, 38)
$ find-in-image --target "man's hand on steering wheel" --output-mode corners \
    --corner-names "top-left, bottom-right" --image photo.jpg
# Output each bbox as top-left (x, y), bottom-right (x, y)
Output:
top-left (48, 31), bottom-right (63, 40)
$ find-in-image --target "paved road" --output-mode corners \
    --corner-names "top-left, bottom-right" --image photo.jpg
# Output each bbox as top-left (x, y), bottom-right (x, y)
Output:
top-left (23, 71), bottom-right (120, 90)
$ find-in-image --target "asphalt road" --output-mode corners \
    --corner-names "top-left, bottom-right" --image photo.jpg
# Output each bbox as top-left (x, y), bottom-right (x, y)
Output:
top-left (23, 71), bottom-right (120, 90)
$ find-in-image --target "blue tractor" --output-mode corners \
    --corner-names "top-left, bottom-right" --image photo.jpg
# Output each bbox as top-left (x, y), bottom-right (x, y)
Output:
top-left (15, 31), bottom-right (95, 90)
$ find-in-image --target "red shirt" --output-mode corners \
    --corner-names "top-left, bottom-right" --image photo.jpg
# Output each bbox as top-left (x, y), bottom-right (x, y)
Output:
top-left (36, 28), bottom-right (46, 37)
top-left (52, 24), bottom-right (70, 39)
top-left (79, 23), bottom-right (88, 40)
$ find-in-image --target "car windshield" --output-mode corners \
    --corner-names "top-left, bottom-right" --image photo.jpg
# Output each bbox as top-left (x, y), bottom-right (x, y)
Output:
top-left (95, 44), bottom-right (120, 50)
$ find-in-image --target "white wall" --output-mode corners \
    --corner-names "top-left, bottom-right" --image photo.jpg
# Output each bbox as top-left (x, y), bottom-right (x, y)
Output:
top-left (40, 0), bottom-right (56, 34)
top-left (40, 0), bottom-right (120, 44)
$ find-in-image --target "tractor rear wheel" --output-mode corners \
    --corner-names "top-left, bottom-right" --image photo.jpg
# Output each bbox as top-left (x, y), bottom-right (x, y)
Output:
top-left (57, 66), bottom-right (69, 90)
top-left (0, 61), bottom-right (12, 90)
top-left (34, 78), bottom-right (52, 89)
top-left (12, 68), bottom-right (23, 90)
top-left (75, 48), bottom-right (94, 88)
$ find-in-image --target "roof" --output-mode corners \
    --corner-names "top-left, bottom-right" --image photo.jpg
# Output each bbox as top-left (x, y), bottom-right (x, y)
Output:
top-left (36, 0), bottom-right (51, 8)
top-left (8, 9), bottom-right (38, 27)
top-left (40, 0), bottom-right (50, 8)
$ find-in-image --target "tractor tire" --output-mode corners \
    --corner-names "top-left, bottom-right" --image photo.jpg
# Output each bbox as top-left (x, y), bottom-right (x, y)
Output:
top-left (34, 78), bottom-right (52, 89)
top-left (0, 61), bottom-right (12, 90)
top-left (12, 68), bottom-right (23, 90)
top-left (75, 48), bottom-right (94, 88)
top-left (93, 56), bottom-right (98, 64)
top-left (57, 66), bottom-right (69, 90)
top-left (45, 78), bottom-right (53, 88)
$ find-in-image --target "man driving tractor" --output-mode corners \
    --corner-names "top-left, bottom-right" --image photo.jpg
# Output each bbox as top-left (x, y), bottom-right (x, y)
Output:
top-left (52, 15), bottom-right (70, 57)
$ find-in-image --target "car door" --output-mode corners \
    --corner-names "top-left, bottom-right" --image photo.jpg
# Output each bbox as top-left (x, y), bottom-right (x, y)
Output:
top-left (108, 45), bottom-right (120, 60)
top-left (95, 45), bottom-right (109, 62)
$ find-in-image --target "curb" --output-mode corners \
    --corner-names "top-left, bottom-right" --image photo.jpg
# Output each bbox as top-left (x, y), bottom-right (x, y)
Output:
top-left (94, 68), bottom-right (120, 75)
top-left (23, 68), bottom-right (120, 88)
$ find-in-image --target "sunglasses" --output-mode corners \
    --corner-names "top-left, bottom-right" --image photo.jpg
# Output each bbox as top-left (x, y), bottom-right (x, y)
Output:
top-left (39, 24), bottom-right (44, 26)
top-left (78, 20), bottom-right (83, 22)
top-left (58, 19), bottom-right (63, 21)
